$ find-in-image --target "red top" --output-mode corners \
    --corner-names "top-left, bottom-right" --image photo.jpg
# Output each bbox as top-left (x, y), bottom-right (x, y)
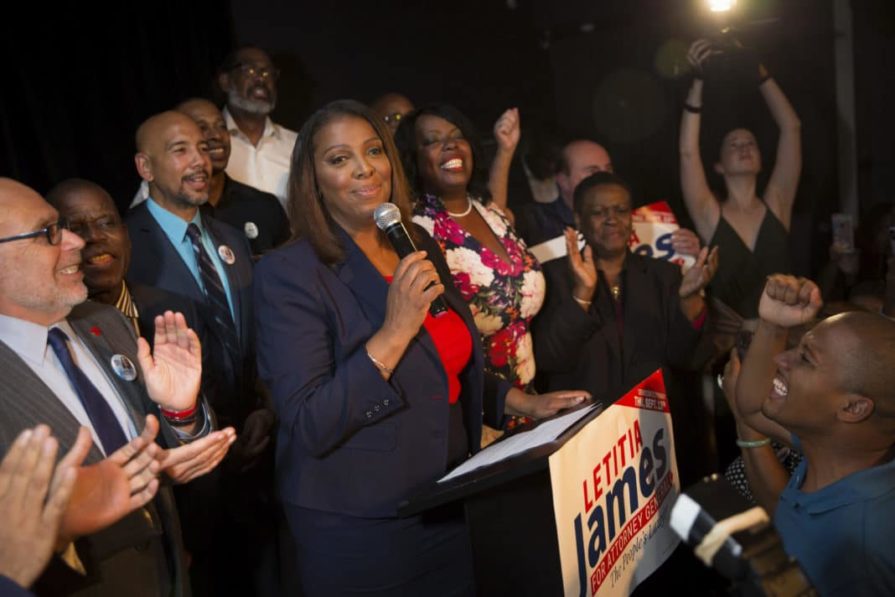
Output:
top-left (384, 276), bottom-right (472, 404)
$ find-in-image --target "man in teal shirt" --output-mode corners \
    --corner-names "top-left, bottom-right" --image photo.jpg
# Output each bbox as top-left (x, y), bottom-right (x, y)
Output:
top-left (732, 274), bottom-right (895, 596)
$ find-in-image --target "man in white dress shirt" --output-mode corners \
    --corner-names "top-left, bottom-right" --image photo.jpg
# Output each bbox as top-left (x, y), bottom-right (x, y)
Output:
top-left (217, 46), bottom-right (297, 211)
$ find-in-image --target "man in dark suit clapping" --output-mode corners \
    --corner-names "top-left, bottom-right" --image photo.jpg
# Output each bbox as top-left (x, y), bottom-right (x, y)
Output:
top-left (0, 177), bottom-right (227, 596)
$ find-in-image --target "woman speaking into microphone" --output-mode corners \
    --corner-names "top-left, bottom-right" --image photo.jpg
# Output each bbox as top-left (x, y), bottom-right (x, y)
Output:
top-left (253, 100), bottom-right (587, 596)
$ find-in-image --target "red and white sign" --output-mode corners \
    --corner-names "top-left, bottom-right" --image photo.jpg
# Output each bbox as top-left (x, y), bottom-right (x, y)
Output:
top-left (549, 370), bottom-right (680, 596)
top-left (628, 201), bottom-right (695, 270)
top-left (528, 201), bottom-right (695, 271)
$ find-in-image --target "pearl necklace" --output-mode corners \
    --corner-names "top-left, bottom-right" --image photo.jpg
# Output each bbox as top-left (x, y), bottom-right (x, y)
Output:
top-left (446, 197), bottom-right (473, 218)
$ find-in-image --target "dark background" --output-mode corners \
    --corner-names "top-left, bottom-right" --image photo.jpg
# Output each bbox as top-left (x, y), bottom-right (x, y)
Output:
top-left (1, 0), bottom-right (893, 276)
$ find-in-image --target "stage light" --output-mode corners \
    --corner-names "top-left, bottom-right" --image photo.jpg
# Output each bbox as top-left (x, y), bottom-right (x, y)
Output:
top-left (707, 0), bottom-right (736, 12)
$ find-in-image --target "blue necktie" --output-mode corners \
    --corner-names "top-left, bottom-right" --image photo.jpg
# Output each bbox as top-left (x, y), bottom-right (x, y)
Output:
top-left (185, 224), bottom-right (241, 358)
top-left (47, 328), bottom-right (129, 454)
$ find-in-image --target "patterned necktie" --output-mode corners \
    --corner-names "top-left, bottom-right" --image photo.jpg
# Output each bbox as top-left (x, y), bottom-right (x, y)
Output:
top-left (47, 328), bottom-right (129, 454)
top-left (185, 223), bottom-right (240, 356)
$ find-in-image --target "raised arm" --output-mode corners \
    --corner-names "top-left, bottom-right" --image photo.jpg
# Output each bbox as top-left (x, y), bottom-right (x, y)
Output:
top-left (735, 275), bottom-right (822, 445)
top-left (680, 41), bottom-right (721, 242)
top-left (759, 69), bottom-right (802, 230)
top-left (488, 107), bottom-right (520, 221)
top-left (721, 351), bottom-right (790, 515)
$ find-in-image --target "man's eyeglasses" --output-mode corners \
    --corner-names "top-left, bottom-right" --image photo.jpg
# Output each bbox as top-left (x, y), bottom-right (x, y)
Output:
top-left (383, 112), bottom-right (405, 125)
top-left (230, 63), bottom-right (279, 81)
top-left (0, 219), bottom-right (68, 246)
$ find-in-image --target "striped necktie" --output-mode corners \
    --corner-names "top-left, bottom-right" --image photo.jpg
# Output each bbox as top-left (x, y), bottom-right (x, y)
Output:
top-left (185, 223), bottom-right (240, 357)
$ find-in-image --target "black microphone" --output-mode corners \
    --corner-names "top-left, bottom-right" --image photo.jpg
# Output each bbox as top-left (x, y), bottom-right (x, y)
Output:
top-left (374, 202), bottom-right (447, 317)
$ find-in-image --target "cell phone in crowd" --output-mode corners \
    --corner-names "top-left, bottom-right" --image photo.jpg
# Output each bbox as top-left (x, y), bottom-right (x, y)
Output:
top-left (832, 213), bottom-right (854, 253)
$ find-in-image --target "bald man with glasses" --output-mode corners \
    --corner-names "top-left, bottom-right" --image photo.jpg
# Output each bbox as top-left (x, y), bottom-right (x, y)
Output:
top-left (0, 177), bottom-right (230, 596)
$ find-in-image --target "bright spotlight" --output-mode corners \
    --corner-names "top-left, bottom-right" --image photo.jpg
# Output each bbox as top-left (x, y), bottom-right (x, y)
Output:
top-left (707, 0), bottom-right (736, 12)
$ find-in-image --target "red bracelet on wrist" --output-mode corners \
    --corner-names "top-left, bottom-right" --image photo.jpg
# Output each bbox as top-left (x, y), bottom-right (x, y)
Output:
top-left (691, 305), bottom-right (708, 331)
top-left (160, 404), bottom-right (198, 421)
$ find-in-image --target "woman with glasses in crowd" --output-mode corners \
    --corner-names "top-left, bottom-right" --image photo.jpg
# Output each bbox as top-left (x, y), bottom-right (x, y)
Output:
top-left (395, 105), bottom-right (548, 443)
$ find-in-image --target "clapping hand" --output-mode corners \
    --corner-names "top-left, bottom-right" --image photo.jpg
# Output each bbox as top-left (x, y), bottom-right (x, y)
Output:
top-left (137, 311), bottom-right (202, 412)
top-left (565, 228), bottom-right (597, 305)
top-left (671, 228), bottom-right (701, 258)
top-left (758, 275), bottom-right (822, 328)
top-left (60, 417), bottom-right (162, 542)
top-left (158, 426), bottom-right (236, 484)
top-left (0, 426), bottom-right (83, 588)
top-left (679, 246), bottom-right (719, 298)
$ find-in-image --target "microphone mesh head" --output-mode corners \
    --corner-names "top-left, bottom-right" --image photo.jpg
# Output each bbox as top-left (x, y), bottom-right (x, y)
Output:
top-left (373, 202), bottom-right (402, 231)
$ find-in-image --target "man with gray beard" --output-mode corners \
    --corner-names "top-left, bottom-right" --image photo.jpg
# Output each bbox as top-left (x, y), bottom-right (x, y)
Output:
top-left (217, 47), bottom-right (297, 211)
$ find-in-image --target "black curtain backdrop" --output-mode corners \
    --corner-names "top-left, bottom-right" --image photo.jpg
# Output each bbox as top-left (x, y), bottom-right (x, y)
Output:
top-left (229, 0), bottom-right (556, 170)
top-left (1, 1), bottom-right (892, 278)
top-left (0, 4), bottom-right (234, 209)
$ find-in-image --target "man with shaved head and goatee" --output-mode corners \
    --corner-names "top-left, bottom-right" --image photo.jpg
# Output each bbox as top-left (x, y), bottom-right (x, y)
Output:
top-left (217, 46), bottom-right (297, 209)
top-left (126, 111), bottom-right (276, 597)
top-left (127, 110), bottom-right (258, 432)
top-left (130, 99), bottom-right (289, 258)
top-left (732, 274), bottom-right (895, 595)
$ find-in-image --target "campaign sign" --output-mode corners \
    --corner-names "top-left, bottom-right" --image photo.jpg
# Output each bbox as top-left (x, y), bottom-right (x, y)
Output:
top-left (628, 201), bottom-right (695, 270)
top-left (549, 370), bottom-right (680, 596)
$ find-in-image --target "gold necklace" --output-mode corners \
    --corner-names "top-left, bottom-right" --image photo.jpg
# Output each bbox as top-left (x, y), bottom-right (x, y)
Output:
top-left (610, 284), bottom-right (622, 302)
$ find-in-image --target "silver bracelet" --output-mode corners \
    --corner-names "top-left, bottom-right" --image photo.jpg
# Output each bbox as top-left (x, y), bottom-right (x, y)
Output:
top-left (366, 350), bottom-right (394, 375)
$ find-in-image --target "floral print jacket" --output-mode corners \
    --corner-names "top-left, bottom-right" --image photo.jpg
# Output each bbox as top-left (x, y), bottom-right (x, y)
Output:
top-left (413, 194), bottom-right (545, 391)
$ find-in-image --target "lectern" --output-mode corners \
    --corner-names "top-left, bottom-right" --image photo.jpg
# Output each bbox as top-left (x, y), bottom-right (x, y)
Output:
top-left (399, 403), bottom-right (603, 596)
top-left (400, 370), bottom-right (681, 597)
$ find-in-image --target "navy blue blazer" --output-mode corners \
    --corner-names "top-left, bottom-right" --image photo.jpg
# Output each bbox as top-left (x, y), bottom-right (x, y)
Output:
top-left (254, 227), bottom-right (506, 517)
top-left (125, 203), bottom-right (258, 429)
top-left (0, 576), bottom-right (29, 597)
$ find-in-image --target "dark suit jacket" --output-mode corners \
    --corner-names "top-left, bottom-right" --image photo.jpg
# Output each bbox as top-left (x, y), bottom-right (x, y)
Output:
top-left (125, 203), bottom-right (257, 430)
top-left (0, 301), bottom-right (190, 597)
top-left (128, 284), bottom-right (200, 350)
top-left (254, 227), bottom-right (507, 517)
top-left (514, 196), bottom-right (573, 248)
top-left (0, 576), bottom-right (31, 597)
top-left (200, 175), bottom-right (290, 258)
top-left (533, 251), bottom-right (701, 403)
